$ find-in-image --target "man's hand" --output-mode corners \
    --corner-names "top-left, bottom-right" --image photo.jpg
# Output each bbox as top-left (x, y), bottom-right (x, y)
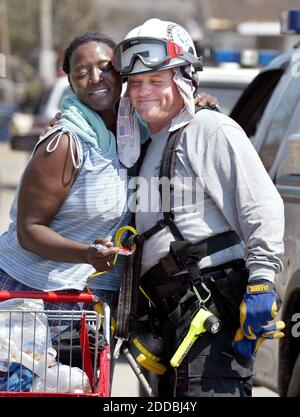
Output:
top-left (233, 320), bottom-right (285, 366)
top-left (240, 280), bottom-right (284, 339)
top-left (233, 328), bottom-right (264, 366)
top-left (233, 280), bottom-right (285, 365)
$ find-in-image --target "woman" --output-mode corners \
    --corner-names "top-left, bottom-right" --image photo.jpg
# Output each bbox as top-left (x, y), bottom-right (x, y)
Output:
top-left (0, 33), bottom-right (128, 313)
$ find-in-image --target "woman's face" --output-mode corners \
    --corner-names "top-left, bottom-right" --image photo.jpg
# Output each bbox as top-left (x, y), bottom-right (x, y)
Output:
top-left (69, 41), bottom-right (122, 114)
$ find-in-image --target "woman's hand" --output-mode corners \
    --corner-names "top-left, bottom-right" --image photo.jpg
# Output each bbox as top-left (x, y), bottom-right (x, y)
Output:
top-left (195, 92), bottom-right (219, 108)
top-left (87, 238), bottom-right (119, 272)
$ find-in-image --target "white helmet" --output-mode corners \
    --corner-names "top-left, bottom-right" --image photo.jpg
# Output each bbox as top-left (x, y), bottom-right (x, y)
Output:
top-left (113, 18), bottom-right (202, 76)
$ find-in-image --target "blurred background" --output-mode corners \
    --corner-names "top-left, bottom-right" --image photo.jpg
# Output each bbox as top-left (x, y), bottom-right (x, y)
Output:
top-left (0, 0), bottom-right (299, 118)
top-left (0, 0), bottom-right (299, 152)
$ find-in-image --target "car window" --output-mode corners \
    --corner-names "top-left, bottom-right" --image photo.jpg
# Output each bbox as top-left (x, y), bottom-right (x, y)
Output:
top-left (230, 69), bottom-right (284, 140)
top-left (259, 72), bottom-right (300, 172)
top-left (230, 68), bottom-right (284, 142)
top-left (198, 84), bottom-right (244, 115)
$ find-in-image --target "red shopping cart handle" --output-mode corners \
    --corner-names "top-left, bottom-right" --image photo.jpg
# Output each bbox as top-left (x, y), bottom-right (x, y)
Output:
top-left (0, 290), bottom-right (97, 303)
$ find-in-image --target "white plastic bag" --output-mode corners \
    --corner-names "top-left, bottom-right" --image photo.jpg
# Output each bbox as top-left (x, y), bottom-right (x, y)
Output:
top-left (32, 361), bottom-right (91, 393)
top-left (0, 298), bottom-right (52, 369)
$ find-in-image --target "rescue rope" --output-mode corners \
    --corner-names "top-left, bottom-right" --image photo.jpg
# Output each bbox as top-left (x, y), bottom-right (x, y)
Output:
top-left (87, 225), bottom-right (137, 281)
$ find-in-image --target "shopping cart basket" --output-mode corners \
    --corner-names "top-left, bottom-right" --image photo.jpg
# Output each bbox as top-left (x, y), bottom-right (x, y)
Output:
top-left (0, 290), bottom-right (110, 397)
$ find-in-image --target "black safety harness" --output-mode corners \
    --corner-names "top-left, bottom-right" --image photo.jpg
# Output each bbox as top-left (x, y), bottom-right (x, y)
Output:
top-left (114, 106), bottom-right (243, 354)
top-left (137, 106), bottom-right (241, 301)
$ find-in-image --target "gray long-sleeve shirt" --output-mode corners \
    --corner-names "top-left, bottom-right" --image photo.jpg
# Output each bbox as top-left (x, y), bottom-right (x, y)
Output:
top-left (135, 109), bottom-right (284, 281)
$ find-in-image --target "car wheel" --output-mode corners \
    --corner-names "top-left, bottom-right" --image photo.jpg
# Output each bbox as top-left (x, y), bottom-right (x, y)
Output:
top-left (287, 353), bottom-right (300, 397)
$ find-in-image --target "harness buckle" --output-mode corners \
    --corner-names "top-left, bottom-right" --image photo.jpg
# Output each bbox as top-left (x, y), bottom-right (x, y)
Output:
top-left (164, 212), bottom-right (174, 224)
top-left (158, 214), bottom-right (174, 229)
top-left (134, 234), bottom-right (146, 245)
top-left (157, 219), bottom-right (167, 229)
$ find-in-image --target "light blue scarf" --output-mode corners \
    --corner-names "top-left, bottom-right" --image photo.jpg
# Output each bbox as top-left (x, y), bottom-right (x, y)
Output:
top-left (59, 94), bottom-right (116, 155)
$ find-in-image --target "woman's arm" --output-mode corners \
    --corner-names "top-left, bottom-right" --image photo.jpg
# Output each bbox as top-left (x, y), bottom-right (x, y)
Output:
top-left (17, 134), bottom-right (117, 271)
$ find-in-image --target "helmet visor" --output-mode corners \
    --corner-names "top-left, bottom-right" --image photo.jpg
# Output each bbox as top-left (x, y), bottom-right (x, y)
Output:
top-left (113, 37), bottom-right (201, 74)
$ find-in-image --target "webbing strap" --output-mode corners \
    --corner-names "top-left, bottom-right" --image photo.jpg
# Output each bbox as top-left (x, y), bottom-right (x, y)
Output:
top-left (138, 105), bottom-right (241, 302)
top-left (158, 128), bottom-right (181, 194)
top-left (142, 106), bottom-right (216, 243)
top-left (170, 230), bottom-right (241, 263)
top-left (159, 126), bottom-right (185, 241)
top-left (140, 215), bottom-right (176, 241)
top-left (115, 235), bottom-right (139, 340)
top-left (140, 127), bottom-right (184, 242)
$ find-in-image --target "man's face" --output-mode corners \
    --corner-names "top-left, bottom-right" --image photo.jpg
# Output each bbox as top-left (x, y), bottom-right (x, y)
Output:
top-left (128, 69), bottom-right (184, 133)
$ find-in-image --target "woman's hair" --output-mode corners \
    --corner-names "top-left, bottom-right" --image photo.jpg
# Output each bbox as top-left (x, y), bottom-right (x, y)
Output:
top-left (63, 32), bottom-right (116, 74)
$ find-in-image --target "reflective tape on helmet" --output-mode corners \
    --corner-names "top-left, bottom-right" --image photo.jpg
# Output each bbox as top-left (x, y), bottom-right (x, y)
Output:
top-left (136, 353), bottom-right (167, 375)
top-left (132, 337), bottom-right (161, 362)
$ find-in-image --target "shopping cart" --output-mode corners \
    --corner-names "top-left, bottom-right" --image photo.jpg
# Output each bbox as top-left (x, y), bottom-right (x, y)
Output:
top-left (0, 290), bottom-right (111, 397)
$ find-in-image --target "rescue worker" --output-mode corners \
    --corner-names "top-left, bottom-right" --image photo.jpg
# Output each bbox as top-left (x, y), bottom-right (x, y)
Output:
top-left (113, 18), bottom-right (285, 397)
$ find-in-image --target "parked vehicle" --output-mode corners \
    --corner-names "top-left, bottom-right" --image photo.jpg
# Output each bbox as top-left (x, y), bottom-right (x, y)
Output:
top-left (10, 76), bottom-right (70, 152)
top-left (230, 9), bottom-right (300, 397)
top-left (199, 65), bottom-right (259, 115)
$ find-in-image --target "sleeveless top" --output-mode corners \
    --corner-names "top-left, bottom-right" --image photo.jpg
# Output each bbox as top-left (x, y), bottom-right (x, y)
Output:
top-left (0, 127), bottom-right (132, 291)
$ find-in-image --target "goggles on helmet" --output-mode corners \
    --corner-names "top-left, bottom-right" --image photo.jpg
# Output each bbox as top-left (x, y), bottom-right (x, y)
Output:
top-left (113, 37), bottom-right (202, 75)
